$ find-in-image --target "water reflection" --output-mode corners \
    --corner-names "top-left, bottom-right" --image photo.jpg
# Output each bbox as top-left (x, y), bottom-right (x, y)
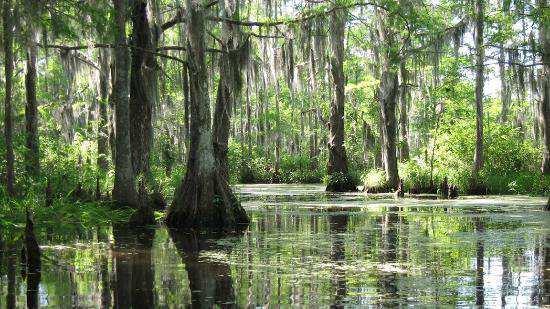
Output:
top-left (26, 268), bottom-right (40, 309)
top-left (328, 213), bottom-right (348, 307)
top-left (474, 218), bottom-right (485, 307)
top-left (0, 186), bottom-right (548, 307)
top-left (169, 230), bottom-right (238, 308)
top-left (541, 235), bottom-right (550, 305)
top-left (98, 228), bottom-right (111, 309)
top-left (6, 245), bottom-right (16, 309)
top-left (377, 207), bottom-right (399, 305)
top-left (112, 224), bottom-right (156, 308)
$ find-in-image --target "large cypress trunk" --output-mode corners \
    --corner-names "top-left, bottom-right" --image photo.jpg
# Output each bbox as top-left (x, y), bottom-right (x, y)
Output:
top-left (166, 0), bottom-right (248, 231)
top-left (326, 7), bottom-right (356, 192)
top-left (539, 0), bottom-right (550, 174)
top-left (472, 0), bottom-right (485, 186)
top-left (129, 0), bottom-right (157, 180)
top-left (3, 0), bottom-right (15, 196)
top-left (112, 0), bottom-right (139, 207)
top-left (25, 30), bottom-right (40, 177)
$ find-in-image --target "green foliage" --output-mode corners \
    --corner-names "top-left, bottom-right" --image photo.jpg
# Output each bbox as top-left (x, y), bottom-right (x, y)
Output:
top-left (0, 197), bottom-right (133, 234)
top-left (324, 171), bottom-right (359, 191)
top-left (228, 139), bottom-right (325, 184)
top-left (362, 169), bottom-right (387, 189)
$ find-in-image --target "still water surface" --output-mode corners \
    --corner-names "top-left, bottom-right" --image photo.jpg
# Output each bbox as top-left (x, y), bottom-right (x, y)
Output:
top-left (1, 184), bottom-right (549, 308)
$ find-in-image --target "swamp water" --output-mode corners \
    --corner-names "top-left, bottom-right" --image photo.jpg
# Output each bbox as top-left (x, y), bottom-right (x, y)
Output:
top-left (0, 184), bottom-right (549, 308)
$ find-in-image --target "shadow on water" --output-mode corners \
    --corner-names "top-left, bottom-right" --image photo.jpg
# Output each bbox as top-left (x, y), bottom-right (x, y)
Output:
top-left (169, 230), bottom-right (240, 308)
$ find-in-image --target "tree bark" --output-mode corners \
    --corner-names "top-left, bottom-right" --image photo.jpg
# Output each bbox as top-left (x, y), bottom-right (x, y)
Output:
top-left (326, 7), bottom-right (356, 192)
top-left (3, 0), bottom-right (15, 196)
top-left (472, 0), bottom-right (485, 183)
top-left (214, 77), bottom-right (232, 179)
top-left (25, 29), bottom-right (40, 177)
top-left (166, 0), bottom-right (248, 231)
top-left (129, 0), bottom-right (157, 180)
top-left (498, 54), bottom-right (510, 123)
top-left (379, 71), bottom-right (400, 189)
top-left (539, 0), bottom-right (550, 174)
top-left (97, 49), bottom-right (110, 172)
top-left (112, 0), bottom-right (139, 207)
top-left (398, 61), bottom-right (410, 162)
top-left (213, 2), bottom-right (243, 180)
top-left (376, 8), bottom-right (400, 190)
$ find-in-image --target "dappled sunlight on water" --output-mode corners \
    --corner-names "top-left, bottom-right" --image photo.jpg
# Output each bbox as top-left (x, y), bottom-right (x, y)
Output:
top-left (0, 184), bottom-right (549, 307)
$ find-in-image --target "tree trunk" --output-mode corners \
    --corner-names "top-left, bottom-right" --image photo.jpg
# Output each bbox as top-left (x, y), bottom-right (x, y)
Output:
top-left (274, 81), bottom-right (282, 180)
top-left (182, 60), bottom-right (191, 158)
top-left (129, 0), bottom-right (157, 181)
top-left (472, 0), bottom-right (485, 184)
top-left (166, 0), bottom-right (248, 231)
top-left (25, 29), bottom-right (40, 177)
top-left (109, 60), bottom-right (117, 163)
top-left (398, 61), bottom-right (410, 162)
top-left (213, 2), bottom-right (243, 180)
top-left (98, 49), bottom-right (110, 172)
top-left (112, 0), bottom-right (139, 207)
top-left (326, 7), bottom-right (356, 192)
top-left (499, 39), bottom-right (511, 123)
top-left (245, 69), bottom-right (252, 159)
top-left (3, 0), bottom-right (15, 196)
top-left (376, 7), bottom-right (400, 190)
top-left (379, 71), bottom-right (400, 189)
top-left (539, 0), bottom-right (550, 174)
top-left (213, 77), bottom-right (232, 179)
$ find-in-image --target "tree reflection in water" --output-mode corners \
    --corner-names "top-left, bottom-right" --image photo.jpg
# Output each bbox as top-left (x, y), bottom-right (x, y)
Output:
top-left (6, 245), bottom-right (16, 309)
top-left (112, 224), bottom-right (156, 309)
top-left (377, 206), bottom-right (399, 305)
top-left (540, 235), bottom-right (550, 305)
top-left (0, 189), bottom-right (547, 307)
top-left (474, 218), bottom-right (485, 307)
top-left (328, 213), bottom-right (349, 308)
top-left (169, 230), bottom-right (240, 308)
